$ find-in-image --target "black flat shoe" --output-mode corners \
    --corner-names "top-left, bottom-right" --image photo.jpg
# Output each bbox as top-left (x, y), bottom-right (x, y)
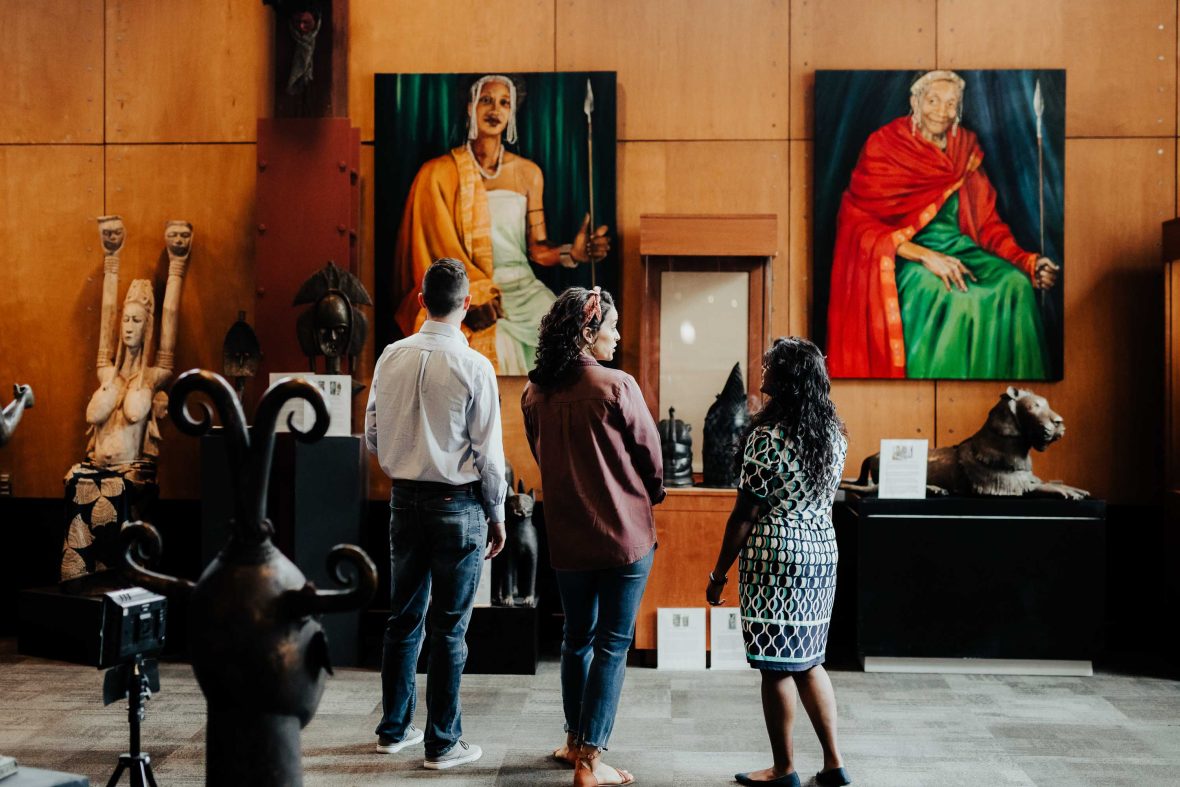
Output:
top-left (815, 766), bottom-right (852, 786)
top-left (734, 772), bottom-right (800, 787)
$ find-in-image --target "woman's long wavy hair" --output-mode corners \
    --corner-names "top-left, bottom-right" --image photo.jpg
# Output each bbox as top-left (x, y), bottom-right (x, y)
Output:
top-left (529, 287), bottom-right (615, 389)
top-left (743, 337), bottom-right (846, 488)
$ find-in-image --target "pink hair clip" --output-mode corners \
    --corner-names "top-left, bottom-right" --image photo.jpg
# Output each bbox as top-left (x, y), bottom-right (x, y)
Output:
top-left (581, 286), bottom-right (602, 328)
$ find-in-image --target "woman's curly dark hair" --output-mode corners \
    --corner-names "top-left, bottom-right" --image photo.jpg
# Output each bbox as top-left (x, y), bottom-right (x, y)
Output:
top-left (529, 287), bottom-right (615, 389)
top-left (742, 337), bottom-right (846, 489)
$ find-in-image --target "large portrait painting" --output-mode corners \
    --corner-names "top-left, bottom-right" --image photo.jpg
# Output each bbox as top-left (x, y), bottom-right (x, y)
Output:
top-left (375, 72), bottom-right (617, 375)
top-left (814, 69), bottom-right (1065, 380)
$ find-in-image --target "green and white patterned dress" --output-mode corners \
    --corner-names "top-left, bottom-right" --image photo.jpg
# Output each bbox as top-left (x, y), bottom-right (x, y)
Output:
top-left (738, 423), bottom-right (847, 671)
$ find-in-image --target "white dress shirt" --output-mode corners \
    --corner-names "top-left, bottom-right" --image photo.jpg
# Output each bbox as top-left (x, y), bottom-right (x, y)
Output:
top-left (365, 320), bottom-right (507, 523)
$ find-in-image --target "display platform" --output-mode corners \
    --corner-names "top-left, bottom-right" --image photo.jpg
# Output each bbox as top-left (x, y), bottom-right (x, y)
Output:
top-left (0, 767), bottom-right (89, 787)
top-left (415, 605), bottom-right (539, 675)
top-left (201, 431), bottom-right (367, 667)
top-left (852, 495), bottom-right (1106, 674)
top-left (17, 585), bottom-right (107, 665)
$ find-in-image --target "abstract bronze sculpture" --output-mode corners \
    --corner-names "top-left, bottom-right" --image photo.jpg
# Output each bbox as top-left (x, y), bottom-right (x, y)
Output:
top-left (657, 406), bottom-right (694, 488)
top-left (702, 363), bottom-right (750, 488)
top-left (0, 384), bottom-right (34, 447)
top-left (492, 480), bottom-right (538, 607)
top-left (62, 218), bottom-right (193, 582)
top-left (119, 370), bottom-right (377, 786)
top-left (842, 386), bottom-right (1089, 498)
top-left (293, 261), bottom-right (371, 377)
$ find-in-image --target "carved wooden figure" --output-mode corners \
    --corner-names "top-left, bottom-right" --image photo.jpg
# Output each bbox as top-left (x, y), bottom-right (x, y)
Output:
top-left (0, 384), bottom-right (34, 447)
top-left (492, 480), bottom-right (538, 607)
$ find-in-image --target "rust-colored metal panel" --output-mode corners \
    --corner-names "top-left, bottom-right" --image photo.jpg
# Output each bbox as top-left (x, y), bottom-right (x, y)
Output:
top-left (255, 118), bottom-right (360, 385)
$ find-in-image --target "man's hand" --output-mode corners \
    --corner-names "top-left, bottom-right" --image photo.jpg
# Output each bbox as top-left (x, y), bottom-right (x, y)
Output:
top-left (920, 250), bottom-right (976, 292)
top-left (485, 521), bottom-right (506, 560)
top-left (1034, 257), bottom-right (1060, 290)
top-left (462, 296), bottom-right (504, 333)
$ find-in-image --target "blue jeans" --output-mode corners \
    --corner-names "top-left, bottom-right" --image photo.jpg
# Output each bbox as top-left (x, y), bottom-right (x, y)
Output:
top-left (375, 484), bottom-right (486, 757)
top-left (556, 547), bottom-right (654, 750)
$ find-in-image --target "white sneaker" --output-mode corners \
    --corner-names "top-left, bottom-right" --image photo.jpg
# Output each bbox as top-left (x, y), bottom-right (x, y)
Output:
top-left (376, 725), bottom-right (424, 753)
top-left (423, 740), bottom-right (482, 770)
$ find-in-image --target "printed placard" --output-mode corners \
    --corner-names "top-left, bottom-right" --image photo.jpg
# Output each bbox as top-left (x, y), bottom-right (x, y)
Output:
top-left (657, 607), bottom-right (706, 670)
top-left (877, 438), bottom-right (929, 499)
top-left (269, 373), bottom-right (352, 436)
top-left (709, 606), bottom-right (748, 670)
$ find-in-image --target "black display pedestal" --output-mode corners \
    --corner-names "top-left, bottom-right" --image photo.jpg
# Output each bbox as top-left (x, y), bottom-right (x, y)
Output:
top-left (201, 430), bottom-right (367, 666)
top-left (413, 605), bottom-right (539, 676)
top-left (853, 496), bottom-right (1106, 673)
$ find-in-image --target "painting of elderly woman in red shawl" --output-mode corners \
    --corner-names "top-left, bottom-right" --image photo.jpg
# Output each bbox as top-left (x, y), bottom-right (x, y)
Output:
top-left (821, 70), bottom-right (1063, 380)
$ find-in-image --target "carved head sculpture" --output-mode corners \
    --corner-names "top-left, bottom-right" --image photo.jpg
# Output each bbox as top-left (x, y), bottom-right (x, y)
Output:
top-left (294, 262), bottom-right (372, 374)
top-left (657, 407), bottom-right (694, 487)
top-left (702, 363), bottom-right (750, 488)
top-left (119, 371), bottom-right (377, 785)
top-left (164, 220), bottom-right (193, 260)
top-left (117, 280), bottom-right (156, 378)
top-left (222, 311), bottom-right (262, 386)
top-left (507, 478), bottom-right (536, 521)
top-left (97, 215), bottom-right (126, 255)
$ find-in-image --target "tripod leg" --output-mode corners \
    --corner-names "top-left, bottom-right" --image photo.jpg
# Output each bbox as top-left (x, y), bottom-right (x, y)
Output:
top-left (105, 760), bottom-right (126, 787)
top-left (144, 760), bottom-right (160, 787)
top-left (132, 759), bottom-right (148, 787)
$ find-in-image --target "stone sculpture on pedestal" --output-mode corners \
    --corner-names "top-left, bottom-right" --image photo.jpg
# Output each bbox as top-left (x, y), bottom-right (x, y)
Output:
top-left (492, 479), bottom-right (538, 607)
top-left (657, 406), bottom-right (694, 488)
top-left (222, 311), bottom-right (262, 400)
top-left (0, 384), bottom-right (34, 447)
top-left (294, 261), bottom-right (371, 379)
top-left (61, 218), bottom-right (192, 583)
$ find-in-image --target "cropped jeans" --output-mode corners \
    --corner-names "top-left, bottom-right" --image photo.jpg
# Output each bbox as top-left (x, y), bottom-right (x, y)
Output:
top-left (556, 547), bottom-right (655, 750)
top-left (375, 483), bottom-right (486, 758)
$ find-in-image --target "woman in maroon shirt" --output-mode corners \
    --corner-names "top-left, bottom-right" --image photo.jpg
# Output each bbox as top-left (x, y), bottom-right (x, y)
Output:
top-left (522, 287), bottom-right (665, 787)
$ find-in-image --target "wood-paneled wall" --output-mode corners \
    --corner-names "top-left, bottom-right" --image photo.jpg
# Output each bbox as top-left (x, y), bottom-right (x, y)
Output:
top-left (1, 0), bottom-right (1174, 505)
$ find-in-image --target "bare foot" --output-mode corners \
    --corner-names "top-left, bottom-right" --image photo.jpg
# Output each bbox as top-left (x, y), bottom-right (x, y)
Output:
top-left (553, 733), bottom-right (577, 766)
top-left (587, 758), bottom-right (634, 785)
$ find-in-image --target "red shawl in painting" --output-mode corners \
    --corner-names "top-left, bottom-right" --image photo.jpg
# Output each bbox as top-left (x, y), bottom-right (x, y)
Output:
top-left (825, 116), bottom-right (1038, 378)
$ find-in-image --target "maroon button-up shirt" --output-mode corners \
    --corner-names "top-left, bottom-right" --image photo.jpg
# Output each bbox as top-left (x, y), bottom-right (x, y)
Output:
top-left (522, 356), bottom-right (666, 571)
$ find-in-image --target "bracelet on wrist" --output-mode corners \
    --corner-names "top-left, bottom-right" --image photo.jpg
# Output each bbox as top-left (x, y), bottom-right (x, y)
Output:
top-left (709, 571), bottom-right (728, 585)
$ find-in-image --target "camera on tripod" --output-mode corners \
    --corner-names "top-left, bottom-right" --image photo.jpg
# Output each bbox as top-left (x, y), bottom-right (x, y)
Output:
top-left (97, 587), bottom-right (168, 787)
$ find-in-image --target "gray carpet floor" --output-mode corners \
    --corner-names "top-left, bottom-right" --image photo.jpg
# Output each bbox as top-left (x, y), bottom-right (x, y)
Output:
top-left (1, 643), bottom-right (1178, 786)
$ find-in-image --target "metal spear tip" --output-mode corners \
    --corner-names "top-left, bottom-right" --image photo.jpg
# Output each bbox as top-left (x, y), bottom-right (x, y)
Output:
top-left (584, 78), bottom-right (594, 116)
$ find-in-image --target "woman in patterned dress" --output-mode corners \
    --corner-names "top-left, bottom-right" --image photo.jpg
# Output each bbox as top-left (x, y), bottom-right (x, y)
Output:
top-left (706, 337), bottom-right (851, 787)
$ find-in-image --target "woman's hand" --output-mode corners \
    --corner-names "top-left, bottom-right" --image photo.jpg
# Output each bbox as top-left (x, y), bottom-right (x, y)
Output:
top-left (920, 249), bottom-right (976, 292)
top-left (571, 213), bottom-right (610, 263)
top-left (706, 574), bottom-right (727, 606)
top-left (1034, 257), bottom-right (1060, 290)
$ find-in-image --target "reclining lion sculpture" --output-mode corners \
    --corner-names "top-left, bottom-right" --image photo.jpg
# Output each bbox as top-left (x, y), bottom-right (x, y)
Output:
top-left (841, 387), bottom-right (1089, 499)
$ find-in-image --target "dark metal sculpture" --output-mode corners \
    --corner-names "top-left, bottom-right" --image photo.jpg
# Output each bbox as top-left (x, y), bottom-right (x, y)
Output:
top-left (842, 386), bottom-right (1090, 499)
top-left (492, 480), bottom-right (538, 607)
top-left (222, 311), bottom-right (262, 400)
top-left (0, 383), bottom-right (33, 447)
top-left (293, 261), bottom-right (371, 377)
top-left (119, 369), bottom-right (377, 786)
top-left (702, 363), bottom-right (750, 488)
top-left (657, 406), bottom-right (694, 488)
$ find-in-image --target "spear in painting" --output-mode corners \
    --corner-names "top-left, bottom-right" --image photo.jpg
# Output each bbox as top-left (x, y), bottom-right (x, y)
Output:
top-left (584, 77), bottom-right (597, 288)
top-left (1033, 78), bottom-right (1045, 307)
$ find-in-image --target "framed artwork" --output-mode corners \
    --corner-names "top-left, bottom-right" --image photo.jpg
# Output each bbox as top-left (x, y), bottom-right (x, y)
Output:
top-left (374, 72), bottom-right (618, 375)
top-left (814, 69), bottom-right (1065, 381)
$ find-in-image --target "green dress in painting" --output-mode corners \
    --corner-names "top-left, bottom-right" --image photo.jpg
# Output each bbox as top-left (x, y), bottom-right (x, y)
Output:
top-left (895, 193), bottom-right (1049, 379)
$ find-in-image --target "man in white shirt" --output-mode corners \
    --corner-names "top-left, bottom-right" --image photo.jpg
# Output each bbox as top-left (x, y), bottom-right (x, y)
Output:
top-left (365, 258), bottom-right (507, 770)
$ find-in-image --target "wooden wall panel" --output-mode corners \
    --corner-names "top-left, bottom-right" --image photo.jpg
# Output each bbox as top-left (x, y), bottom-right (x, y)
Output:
top-left (788, 142), bottom-right (811, 337)
top-left (106, 0), bottom-right (270, 143)
top-left (349, 0), bottom-right (554, 141)
top-left (558, 0), bottom-right (790, 141)
top-left (104, 144), bottom-right (258, 499)
top-left (0, 146), bottom-right (104, 498)
top-left (831, 381), bottom-right (935, 479)
top-left (938, 0), bottom-right (1176, 138)
top-left (935, 139), bottom-right (1173, 503)
top-left (790, 0), bottom-right (936, 139)
top-left (618, 141), bottom-right (790, 376)
top-left (0, 0), bottom-right (103, 143)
